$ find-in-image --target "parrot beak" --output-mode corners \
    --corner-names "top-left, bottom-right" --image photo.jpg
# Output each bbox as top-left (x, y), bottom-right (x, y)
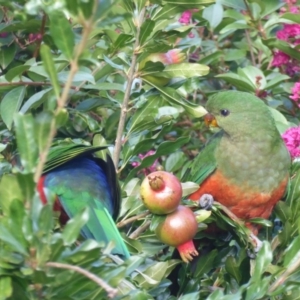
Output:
top-left (204, 113), bottom-right (218, 127)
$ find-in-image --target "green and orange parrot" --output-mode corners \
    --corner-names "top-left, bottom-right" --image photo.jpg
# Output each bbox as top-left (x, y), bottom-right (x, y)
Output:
top-left (37, 144), bottom-right (130, 258)
top-left (186, 91), bottom-right (291, 235)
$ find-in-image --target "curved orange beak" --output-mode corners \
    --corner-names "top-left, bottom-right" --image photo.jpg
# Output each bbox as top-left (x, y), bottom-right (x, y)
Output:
top-left (204, 113), bottom-right (218, 127)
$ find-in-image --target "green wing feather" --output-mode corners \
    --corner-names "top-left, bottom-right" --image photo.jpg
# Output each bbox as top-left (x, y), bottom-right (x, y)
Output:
top-left (184, 131), bottom-right (222, 185)
top-left (59, 191), bottom-right (129, 258)
top-left (43, 144), bottom-right (108, 173)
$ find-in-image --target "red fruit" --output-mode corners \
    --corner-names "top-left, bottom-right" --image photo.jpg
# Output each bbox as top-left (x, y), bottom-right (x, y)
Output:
top-left (140, 171), bottom-right (182, 215)
top-left (155, 205), bottom-right (199, 262)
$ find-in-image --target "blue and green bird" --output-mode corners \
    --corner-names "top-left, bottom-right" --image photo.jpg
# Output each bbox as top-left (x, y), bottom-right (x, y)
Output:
top-left (37, 143), bottom-right (130, 258)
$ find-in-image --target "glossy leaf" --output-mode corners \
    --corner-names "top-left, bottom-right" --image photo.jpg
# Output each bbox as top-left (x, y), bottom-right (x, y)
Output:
top-left (0, 86), bottom-right (26, 130)
top-left (14, 113), bottom-right (39, 173)
top-left (49, 12), bottom-right (75, 60)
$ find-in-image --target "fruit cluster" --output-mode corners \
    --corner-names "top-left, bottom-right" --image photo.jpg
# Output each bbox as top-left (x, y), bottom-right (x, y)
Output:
top-left (140, 171), bottom-right (199, 262)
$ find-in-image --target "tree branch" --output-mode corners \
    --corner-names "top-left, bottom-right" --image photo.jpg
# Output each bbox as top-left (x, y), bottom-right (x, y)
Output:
top-left (113, 7), bottom-right (146, 169)
top-left (33, 9), bottom-right (97, 183)
top-left (45, 262), bottom-right (118, 299)
top-left (129, 220), bottom-right (151, 239)
top-left (117, 211), bottom-right (150, 228)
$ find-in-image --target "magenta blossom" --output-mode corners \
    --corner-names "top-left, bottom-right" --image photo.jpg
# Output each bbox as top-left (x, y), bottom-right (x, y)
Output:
top-left (282, 126), bottom-right (300, 159)
top-left (132, 150), bottom-right (159, 175)
top-left (290, 82), bottom-right (300, 103)
top-left (272, 51), bottom-right (290, 67)
top-left (179, 11), bottom-right (192, 24)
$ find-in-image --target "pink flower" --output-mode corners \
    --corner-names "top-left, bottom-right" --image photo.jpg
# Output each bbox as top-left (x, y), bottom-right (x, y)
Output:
top-left (277, 24), bottom-right (300, 41)
top-left (132, 150), bottom-right (159, 175)
top-left (271, 51), bottom-right (290, 67)
top-left (290, 82), bottom-right (300, 102)
top-left (282, 126), bottom-right (300, 159)
top-left (290, 6), bottom-right (299, 13)
top-left (179, 11), bottom-right (192, 24)
top-left (286, 62), bottom-right (300, 76)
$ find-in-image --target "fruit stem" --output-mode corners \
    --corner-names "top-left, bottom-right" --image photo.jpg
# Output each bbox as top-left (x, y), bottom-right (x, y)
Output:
top-left (177, 240), bottom-right (198, 263)
top-left (148, 175), bottom-right (165, 191)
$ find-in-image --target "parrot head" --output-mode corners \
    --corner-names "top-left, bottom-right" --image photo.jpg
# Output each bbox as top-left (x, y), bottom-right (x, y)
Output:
top-left (203, 91), bottom-right (276, 138)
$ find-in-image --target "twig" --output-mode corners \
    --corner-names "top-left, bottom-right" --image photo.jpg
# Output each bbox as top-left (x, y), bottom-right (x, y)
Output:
top-left (245, 29), bottom-right (256, 66)
top-left (33, 5), bottom-right (97, 183)
top-left (214, 201), bottom-right (243, 224)
top-left (45, 262), bottom-right (118, 299)
top-left (33, 12), bottom-right (47, 58)
top-left (129, 220), bottom-right (151, 239)
top-left (113, 7), bottom-right (146, 169)
top-left (117, 211), bottom-right (150, 228)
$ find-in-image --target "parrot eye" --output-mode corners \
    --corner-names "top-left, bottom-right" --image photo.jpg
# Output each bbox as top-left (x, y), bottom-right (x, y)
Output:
top-left (220, 109), bottom-right (230, 117)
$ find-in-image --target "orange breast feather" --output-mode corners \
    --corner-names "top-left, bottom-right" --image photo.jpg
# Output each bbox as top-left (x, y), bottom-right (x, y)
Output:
top-left (189, 170), bottom-right (288, 221)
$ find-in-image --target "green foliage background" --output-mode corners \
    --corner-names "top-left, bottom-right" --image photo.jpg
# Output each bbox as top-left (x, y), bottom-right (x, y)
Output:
top-left (0, 0), bottom-right (299, 299)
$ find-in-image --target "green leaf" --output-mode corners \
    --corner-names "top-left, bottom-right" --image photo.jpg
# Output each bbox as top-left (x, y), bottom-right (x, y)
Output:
top-left (158, 0), bottom-right (215, 5)
top-left (280, 12), bottom-right (300, 24)
top-left (133, 261), bottom-right (178, 289)
top-left (49, 12), bottom-right (75, 60)
top-left (35, 111), bottom-right (53, 152)
top-left (263, 38), bottom-right (300, 61)
top-left (140, 20), bottom-right (155, 46)
top-left (40, 44), bottom-right (61, 99)
top-left (181, 181), bottom-right (200, 197)
top-left (62, 208), bottom-right (89, 245)
top-left (0, 175), bottom-right (23, 215)
top-left (20, 88), bottom-right (52, 113)
top-left (251, 242), bottom-right (272, 282)
top-left (111, 34), bottom-right (133, 51)
top-left (218, 0), bottom-right (246, 10)
top-left (0, 277), bottom-right (12, 300)
top-left (0, 44), bottom-right (16, 69)
top-left (0, 224), bottom-right (28, 255)
top-left (225, 256), bottom-right (241, 283)
top-left (219, 20), bottom-right (250, 34)
top-left (0, 86), bottom-right (26, 130)
top-left (274, 201), bottom-right (292, 222)
top-left (150, 85), bottom-right (207, 117)
top-left (165, 152), bottom-right (186, 172)
top-left (14, 113), bottom-right (39, 173)
top-left (152, 5), bottom-right (183, 21)
top-left (78, 0), bottom-right (94, 19)
top-left (216, 73), bottom-right (256, 91)
top-left (194, 249), bottom-right (218, 278)
top-left (161, 63), bottom-right (210, 79)
top-left (16, 173), bottom-right (35, 203)
top-left (38, 204), bottom-right (54, 235)
top-left (58, 71), bottom-right (95, 84)
top-left (238, 66), bottom-right (266, 90)
top-left (135, 0), bottom-right (148, 13)
top-left (150, 215), bottom-right (166, 231)
top-left (223, 49), bottom-right (247, 61)
top-left (202, 3), bottom-right (224, 29)
top-left (5, 65), bottom-right (31, 82)
top-left (265, 74), bottom-right (290, 90)
top-left (283, 235), bottom-right (300, 268)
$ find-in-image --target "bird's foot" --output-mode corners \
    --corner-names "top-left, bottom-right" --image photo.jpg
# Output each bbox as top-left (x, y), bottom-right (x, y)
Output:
top-left (198, 193), bottom-right (214, 210)
top-left (247, 233), bottom-right (263, 258)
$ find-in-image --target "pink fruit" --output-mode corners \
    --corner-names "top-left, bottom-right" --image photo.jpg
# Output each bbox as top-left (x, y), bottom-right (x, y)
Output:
top-left (155, 205), bottom-right (198, 262)
top-left (140, 171), bottom-right (182, 215)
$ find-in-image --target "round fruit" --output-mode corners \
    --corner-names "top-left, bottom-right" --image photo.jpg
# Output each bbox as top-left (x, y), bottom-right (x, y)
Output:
top-left (140, 171), bottom-right (182, 215)
top-left (155, 205), bottom-right (198, 247)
